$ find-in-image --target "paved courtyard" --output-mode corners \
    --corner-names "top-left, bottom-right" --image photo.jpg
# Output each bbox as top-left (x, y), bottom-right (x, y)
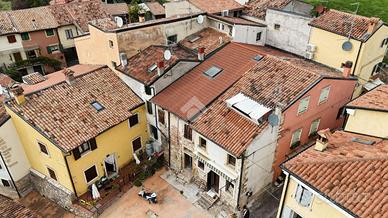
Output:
top-left (249, 184), bottom-right (283, 218)
top-left (100, 168), bottom-right (212, 218)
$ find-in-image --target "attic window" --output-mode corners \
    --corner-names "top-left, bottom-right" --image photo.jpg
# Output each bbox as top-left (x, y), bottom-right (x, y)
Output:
top-left (188, 35), bottom-right (201, 43)
top-left (148, 63), bottom-right (157, 73)
top-left (91, 101), bottom-right (104, 112)
top-left (351, 137), bottom-right (376, 145)
top-left (253, 55), bottom-right (263, 61)
top-left (204, 66), bottom-right (223, 78)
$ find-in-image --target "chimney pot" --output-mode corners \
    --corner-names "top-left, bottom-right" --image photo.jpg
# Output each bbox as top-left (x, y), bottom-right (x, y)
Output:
top-left (10, 85), bottom-right (26, 105)
top-left (314, 128), bottom-right (331, 152)
top-left (157, 61), bottom-right (165, 75)
top-left (63, 68), bottom-right (76, 85)
top-left (367, 17), bottom-right (380, 34)
top-left (342, 61), bottom-right (353, 78)
top-left (198, 47), bottom-right (205, 61)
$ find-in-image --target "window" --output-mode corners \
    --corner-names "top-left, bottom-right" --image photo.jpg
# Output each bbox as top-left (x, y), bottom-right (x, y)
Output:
top-left (7, 35), bottom-right (16, 43)
top-left (13, 52), bottom-right (22, 62)
top-left (225, 180), bottom-right (234, 194)
top-left (132, 137), bottom-right (142, 152)
top-left (318, 86), bottom-right (330, 104)
top-left (199, 137), bottom-right (206, 149)
top-left (336, 106), bottom-right (345, 119)
top-left (0, 163), bottom-right (2, 169)
top-left (73, 139), bottom-right (97, 160)
top-left (204, 66), bottom-right (223, 78)
top-left (256, 32), bottom-right (262, 41)
top-left (167, 34), bottom-right (177, 45)
top-left (128, 114), bottom-right (139, 127)
top-left (1, 179), bottom-right (10, 187)
top-left (47, 167), bottom-right (57, 180)
top-left (295, 184), bottom-right (313, 207)
top-left (158, 109), bottom-right (165, 125)
top-left (91, 101), bottom-right (104, 111)
top-left (150, 125), bottom-right (158, 140)
top-left (198, 160), bottom-right (204, 170)
top-left (297, 96), bottom-right (310, 115)
top-left (84, 165), bottom-right (98, 183)
top-left (372, 62), bottom-right (383, 75)
top-left (146, 101), bottom-right (153, 114)
top-left (45, 29), bottom-right (55, 37)
top-left (228, 26), bottom-right (233, 36)
top-left (26, 50), bottom-right (37, 59)
top-left (145, 86), bottom-right (152, 95)
top-left (111, 61), bottom-right (117, 68)
top-left (290, 129), bottom-right (302, 148)
top-left (65, 29), bottom-right (73, 39)
top-left (309, 119), bottom-right (320, 136)
top-left (381, 38), bottom-right (388, 48)
top-left (47, 45), bottom-right (59, 54)
top-left (218, 23), bottom-right (225, 31)
top-left (21, 32), bottom-right (30, 41)
top-left (109, 40), bottom-right (114, 48)
top-left (38, 142), bottom-right (49, 155)
top-left (184, 124), bottom-right (192, 141)
top-left (274, 24), bottom-right (280, 30)
top-left (227, 154), bottom-right (236, 167)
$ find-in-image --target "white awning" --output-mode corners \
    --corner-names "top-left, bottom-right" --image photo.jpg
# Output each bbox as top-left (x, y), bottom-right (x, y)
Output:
top-left (226, 92), bottom-right (271, 122)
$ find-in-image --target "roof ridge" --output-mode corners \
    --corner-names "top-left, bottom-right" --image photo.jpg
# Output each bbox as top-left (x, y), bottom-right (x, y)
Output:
top-left (329, 9), bottom-right (378, 21)
top-left (286, 155), bottom-right (388, 167)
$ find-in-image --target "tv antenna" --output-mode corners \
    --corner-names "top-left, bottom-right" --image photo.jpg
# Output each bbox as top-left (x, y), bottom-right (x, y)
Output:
top-left (341, 2), bottom-right (360, 51)
top-left (164, 49), bottom-right (172, 61)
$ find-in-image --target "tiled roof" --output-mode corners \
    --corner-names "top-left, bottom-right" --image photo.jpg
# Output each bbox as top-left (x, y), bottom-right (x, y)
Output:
top-left (192, 55), bottom-right (333, 156)
top-left (145, 2), bottom-right (165, 16)
top-left (0, 95), bottom-right (9, 126)
top-left (151, 42), bottom-right (265, 121)
top-left (0, 73), bottom-right (14, 88)
top-left (0, 12), bottom-right (17, 35)
top-left (283, 131), bottom-right (388, 218)
top-left (7, 6), bottom-right (59, 33)
top-left (102, 3), bottom-right (128, 16)
top-left (347, 85), bottom-right (388, 111)
top-left (116, 45), bottom-right (196, 85)
top-left (309, 9), bottom-right (383, 42)
top-left (6, 66), bottom-right (143, 152)
top-left (209, 14), bottom-right (266, 27)
top-left (244, 0), bottom-right (291, 20)
top-left (0, 195), bottom-right (41, 218)
top-left (179, 27), bottom-right (232, 56)
top-left (188, 0), bottom-right (244, 14)
top-left (22, 73), bottom-right (46, 85)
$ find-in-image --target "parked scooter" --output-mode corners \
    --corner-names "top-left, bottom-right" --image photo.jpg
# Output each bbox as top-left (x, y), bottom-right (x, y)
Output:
top-left (138, 188), bottom-right (157, 204)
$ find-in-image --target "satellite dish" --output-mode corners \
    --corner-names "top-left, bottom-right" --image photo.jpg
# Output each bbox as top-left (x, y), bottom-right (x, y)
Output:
top-left (268, 114), bottom-right (279, 127)
top-left (197, 15), bottom-right (204, 24)
top-left (342, 41), bottom-right (353, 51)
top-left (164, 50), bottom-right (172, 61)
top-left (115, 17), bottom-right (124, 28)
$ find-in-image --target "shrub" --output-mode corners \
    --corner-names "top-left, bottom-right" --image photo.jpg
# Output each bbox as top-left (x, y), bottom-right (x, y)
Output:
top-left (133, 179), bottom-right (142, 187)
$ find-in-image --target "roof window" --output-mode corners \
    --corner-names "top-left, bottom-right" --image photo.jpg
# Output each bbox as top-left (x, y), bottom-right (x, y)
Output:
top-left (91, 101), bottom-right (104, 112)
top-left (254, 55), bottom-right (263, 61)
top-left (204, 66), bottom-right (223, 78)
top-left (148, 63), bottom-right (157, 73)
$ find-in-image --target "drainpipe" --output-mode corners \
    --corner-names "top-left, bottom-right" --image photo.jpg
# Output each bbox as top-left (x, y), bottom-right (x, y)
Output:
top-left (277, 172), bottom-right (290, 218)
top-left (64, 153), bottom-right (78, 198)
top-left (236, 154), bottom-right (245, 209)
top-left (168, 112), bottom-right (171, 167)
top-left (0, 152), bottom-right (20, 198)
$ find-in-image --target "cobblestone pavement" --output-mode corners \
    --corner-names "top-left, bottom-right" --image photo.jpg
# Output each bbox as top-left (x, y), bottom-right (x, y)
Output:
top-left (249, 184), bottom-right (283, 218)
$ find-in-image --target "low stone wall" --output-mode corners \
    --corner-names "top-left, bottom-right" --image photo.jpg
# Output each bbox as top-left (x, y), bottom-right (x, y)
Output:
top-left (15, 174), bottom-right (33, 197)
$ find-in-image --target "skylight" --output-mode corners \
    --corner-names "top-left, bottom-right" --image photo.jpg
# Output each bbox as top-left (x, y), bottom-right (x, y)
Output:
top-left (204, 66), bottom-right (223, 78)
top-left (254, 55), bottom-right (263, 61)
top-left (148, 63), bottom-right (157, 73)
top-left (91, 101), bottom-right (104, 112)
top-left (226, 93), bottom-right (271, 124)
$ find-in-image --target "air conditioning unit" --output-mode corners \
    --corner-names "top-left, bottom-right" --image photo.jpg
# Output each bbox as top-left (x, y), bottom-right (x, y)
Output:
top-left (306, 44), bottom-right (316, 52)
top-left (119, 52), bottom-right (128, 66)
top-left (305, 51), bottom-right (314, 60)
top-left (222, 10), bottom-right (229, 17)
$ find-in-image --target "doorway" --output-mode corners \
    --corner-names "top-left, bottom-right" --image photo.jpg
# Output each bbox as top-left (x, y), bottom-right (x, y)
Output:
top-left (207, 171), bottom-right (220, 192)
top-left (184, 153), bottom-right (192, 169)
top-left (104, 154), bottom-right (118, 178)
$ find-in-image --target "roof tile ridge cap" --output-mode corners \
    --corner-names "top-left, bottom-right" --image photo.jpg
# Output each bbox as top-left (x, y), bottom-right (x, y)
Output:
top-left (286, 155), bottom-right (388, 167)
top-left (281, 57), bottom-right (323, 77)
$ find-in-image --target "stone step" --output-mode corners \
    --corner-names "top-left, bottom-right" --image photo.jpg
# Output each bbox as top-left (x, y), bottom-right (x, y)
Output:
top-left (196, 192), bottom-right (219, 210)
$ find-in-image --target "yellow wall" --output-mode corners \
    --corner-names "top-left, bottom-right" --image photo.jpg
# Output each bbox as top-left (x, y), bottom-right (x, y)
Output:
top-left (345, 109), bottom-right (388, 138)
top-left (5, 107), bottom-right (74, 193)
top-left (57, 25), bottom-right (78, 49)
top-left (279, 177), bottom-right (348, 218)
top-left (66, 105), bottom-right (148, 196)
top-left (75, 25), bottom-right (120, 68)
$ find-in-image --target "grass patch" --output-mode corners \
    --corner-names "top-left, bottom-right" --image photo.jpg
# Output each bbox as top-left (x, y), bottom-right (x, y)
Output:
top-left (0, 0), bottom-right (11, 11)
top-left (306, 0), bottom-right (388, 22)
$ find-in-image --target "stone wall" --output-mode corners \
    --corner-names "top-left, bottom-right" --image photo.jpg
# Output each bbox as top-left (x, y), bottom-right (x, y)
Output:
top-left (15, 174), bottom-right (33, 197)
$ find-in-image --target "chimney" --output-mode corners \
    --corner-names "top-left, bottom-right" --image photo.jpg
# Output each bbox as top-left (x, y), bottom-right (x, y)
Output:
top-left (139, 14), bottom-right (145, 23)
top-left (342, 61), bottom-right (353, 78)
top-left (157, 61), bottom-right (165, 76)
top-left (198, 47), bottom-right (205, 61)
top-left (10, 85), bottom-right (26, 105)
top-left (367, 17), bottom-right (380, 34)
top-left (63, 68), bottom-right (76, 85)
top-left (314, 128), bottom-right (331, 152)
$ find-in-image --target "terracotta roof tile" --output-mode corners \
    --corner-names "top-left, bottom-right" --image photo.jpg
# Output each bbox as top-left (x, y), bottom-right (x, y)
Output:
top-left (0, 12), bottom-right (17, 35)
top-left (209, 14), bottom-right (266, 27)
top-left (347, 85), bottom-right (388, 111)
top-left (284, 131), bottom-right (388, 218)
top-left (22, 73), bottom-right (46, 85)
top-left (0, 195), bottom-right (41, 218)
top-left (244, 0), bottom-right (291, 20)
top-left (151, 43), bottom-right (264, 121)
top-left (188, 0), bottom-right (244, 14)
top-left (6, 66), bottom-right (143, 152)
top-left (0, 95), bottom-right (9, 126)
top-left (179, 27), bottom-right (232, 55)
top-left (102, 3), bottom-right (128, 16)
top-left (0, 73), bottom-right (14, 88)
top-left (116, 45), bottom-right (196, 85)
top-left (145, 2), bottom-right (165, 16)
top-left (309, 9), bottom-right (383, 42)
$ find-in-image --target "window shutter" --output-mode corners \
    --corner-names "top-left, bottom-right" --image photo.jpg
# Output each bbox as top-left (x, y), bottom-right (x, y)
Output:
top-left (300, 189), bottom-right (313, 207)
top-left (295, 184), bottom-right (303, 202)
top-left (73, 148), bottom-right (81, 160)
top-left (90, 138), bottom-right (97, 150)
top-left (47, 46), bottom-right (52, 54)
top-left (298, 97), bottom-right (310, 114)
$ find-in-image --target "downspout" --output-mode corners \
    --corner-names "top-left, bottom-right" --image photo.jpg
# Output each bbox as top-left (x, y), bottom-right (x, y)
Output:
top-left (0, 152), bottom-right (20, 198)
top-left (277, 172), bottom-right (290, 218)
top-left (236, 154), bottom-right (245, 209)
top-left (64, 153), bottom-right (78, 198)
top-left (168, 112), bottom-right (171, 167)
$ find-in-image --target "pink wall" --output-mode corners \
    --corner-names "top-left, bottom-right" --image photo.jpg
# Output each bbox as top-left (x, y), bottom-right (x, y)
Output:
top-left (272, 78), bottom-right (357, 179)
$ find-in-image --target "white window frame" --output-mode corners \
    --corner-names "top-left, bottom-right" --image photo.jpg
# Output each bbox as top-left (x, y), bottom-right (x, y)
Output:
top-left (297, 96), bottom-right (310, 115)
top-left (290, 128), bottom-right (302, 147)
top-left (131, 136), bottom-right (142, 153)
top-left (309, 119), bottom-right (320, 136)
top-left (78, 141), bottom-right (92, 157)
top-left (218, 23), bottom-right (225, 31)
top-left (198, 136), bottom-right (207, 150)
top-left (318, 86), bottom-right (330, 104)
top-left (45, 29), bottom-right (55, 37)
top-left (65, 29), bottom-right (74, 39)
top-left (84, 165), bottom-right (99, 184)
top-left (226, 154), bottom-right (236, 168)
